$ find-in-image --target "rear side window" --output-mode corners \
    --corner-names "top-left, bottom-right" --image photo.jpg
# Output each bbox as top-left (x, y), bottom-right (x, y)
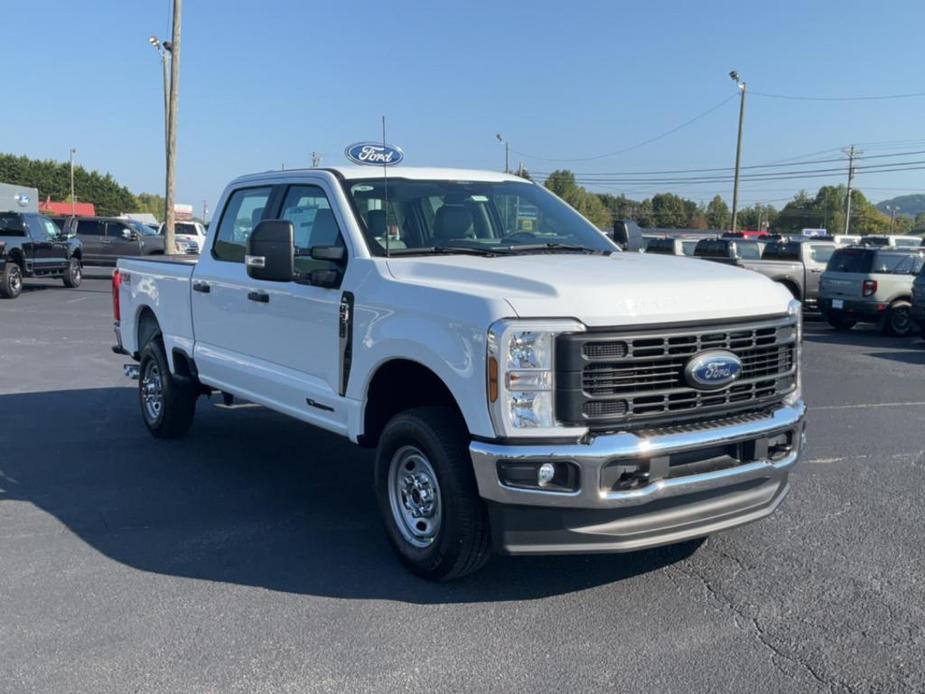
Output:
top-left (694, 239), bottom-right (729, 257)
top-left (645, 239), bottom-right (675, 254)
top-left (0, 213), bottom-right (26, 236)
top-left (213, 187), bottom-right (272, 262)
top-left (75, 219), bottom-right (104, 236)
top-left (826, 249), bottom-right (873, 273)
top-left (809, 245), bottom-right (834, 264)
top-left (681, 240), bottom-right (698, 256)
top-left (737, 243), bottom-right (761, 259)
top-left (872, 252), bottom-right (914, 274)
top-left (762, 242), bottom-right (800, 261)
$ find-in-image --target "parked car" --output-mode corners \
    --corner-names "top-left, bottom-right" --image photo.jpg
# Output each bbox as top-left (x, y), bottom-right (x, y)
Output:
top-left (0, 212), bottom-right (82, 298)
top-left (910, 261), bottom-right (925, 334)
top-left (819, 246), bottom-right (925, 335)
top-left (737, 240), bottom-right (836, 309)
top-left (644, 237), bottom-right (699, 256)
top-left (52, 216), bottom-right (166, 266)
top-left (859, 234), bottom-right (921, 249)
top-left (112, 164), bottom-right (805, 580)
top-left (157, 220), bottom-right (207, 254)
top-left (693, 237), bottom-right (766, 265)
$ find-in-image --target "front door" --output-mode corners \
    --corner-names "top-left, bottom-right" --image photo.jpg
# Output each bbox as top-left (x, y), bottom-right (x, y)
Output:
top-left (105, 220), bottom-right (141, 259)
top-left (23, 214), bottom-right (58, 273)
top-left (191, 182), bottom-right (348, 433)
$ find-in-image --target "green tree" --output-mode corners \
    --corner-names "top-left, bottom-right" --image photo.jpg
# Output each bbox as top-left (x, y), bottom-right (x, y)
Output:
top-left (543, 170), bottom-right (612, 229)
top-left (133, 192), bottom-right (166, 221)
top-left (705, 195), bottom-right (729, 230)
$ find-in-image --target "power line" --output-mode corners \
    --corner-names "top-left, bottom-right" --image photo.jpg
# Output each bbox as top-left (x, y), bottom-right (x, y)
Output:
top-left (751, 89), bottom-right (925, 102)
top-left (511, 92), bottom-right (738, 163)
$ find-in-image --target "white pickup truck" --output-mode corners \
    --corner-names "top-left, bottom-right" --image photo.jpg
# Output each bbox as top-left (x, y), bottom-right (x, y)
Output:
top-left (113, 164), bottom-right (806, 580)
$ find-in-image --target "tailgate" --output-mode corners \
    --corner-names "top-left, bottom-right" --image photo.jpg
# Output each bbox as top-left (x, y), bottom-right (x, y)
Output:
top-left (821, 272), bottom-right (863, 300)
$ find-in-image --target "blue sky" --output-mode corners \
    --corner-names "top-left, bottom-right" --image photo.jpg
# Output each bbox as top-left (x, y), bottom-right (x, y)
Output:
top-left (6, 0), bottom-right (925, 217)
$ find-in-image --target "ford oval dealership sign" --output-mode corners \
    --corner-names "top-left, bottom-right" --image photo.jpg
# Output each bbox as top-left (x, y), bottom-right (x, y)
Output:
top-left (345, 142), bottom-right (404, 166)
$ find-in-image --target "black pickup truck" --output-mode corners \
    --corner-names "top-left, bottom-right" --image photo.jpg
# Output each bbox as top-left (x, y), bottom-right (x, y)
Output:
top-left (0, 212), bottom-right (83, 298)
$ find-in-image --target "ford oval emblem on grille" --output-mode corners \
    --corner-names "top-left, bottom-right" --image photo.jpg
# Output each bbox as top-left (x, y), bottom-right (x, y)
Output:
top-left (684, 350), bottom-right (742, 390)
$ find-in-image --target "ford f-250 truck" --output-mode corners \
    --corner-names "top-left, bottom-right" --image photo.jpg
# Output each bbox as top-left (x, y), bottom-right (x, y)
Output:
top-left (112, 164), bottom-right (806, 580)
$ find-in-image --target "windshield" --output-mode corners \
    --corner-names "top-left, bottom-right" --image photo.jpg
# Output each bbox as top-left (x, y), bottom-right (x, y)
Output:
top-left (128, 221), bottom-right (159, 236)
top-left (174, 222), bottom-right (203, 237)
top-left (344, 178), bottom-right (616, 256)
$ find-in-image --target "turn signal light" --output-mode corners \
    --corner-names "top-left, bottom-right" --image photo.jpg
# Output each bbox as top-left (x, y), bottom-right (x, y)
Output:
top-left (862, 279), bottom-right (877, 297)
top-left (487, 356), bottom-right (498, 403)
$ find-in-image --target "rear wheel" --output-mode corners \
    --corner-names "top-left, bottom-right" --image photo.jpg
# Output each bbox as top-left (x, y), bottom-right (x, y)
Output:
top-left (826, 313), bottom-right (856, 331)
top-left (885, 300), bottom-right (914, 337)
top-left (0, 262), bottom-right (23, 299)
top-left (62, 257), bottom-right (82, 288)
top-left (138, 340), bottom-right (197, 438)
top-left (374, 407), bottom-right (490, 580)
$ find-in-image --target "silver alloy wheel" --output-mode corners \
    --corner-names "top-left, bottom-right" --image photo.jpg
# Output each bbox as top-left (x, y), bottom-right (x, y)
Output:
top-left (10, 267), bottom-right (21, 293)
top-left (71, 260), bottom-right (81, 283)
top-left (141, 360), bottom-right (164, 422)
top-left (387, 445), bottom-right (442, 548)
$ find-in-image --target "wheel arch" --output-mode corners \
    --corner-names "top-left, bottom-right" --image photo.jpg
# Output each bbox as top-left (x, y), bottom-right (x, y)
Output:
top-left (360, 358), bottom-right (466, 448)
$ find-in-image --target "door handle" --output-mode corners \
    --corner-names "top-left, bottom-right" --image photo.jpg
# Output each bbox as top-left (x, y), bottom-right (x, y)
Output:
top-left (192, 282), bottom-right (211, 293)
top-left (248, 290), bottom-right (270, 303)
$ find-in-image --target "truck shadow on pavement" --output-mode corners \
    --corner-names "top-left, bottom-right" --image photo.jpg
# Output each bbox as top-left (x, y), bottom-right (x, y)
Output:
top-left (0, 387), bottom-right (696, 603)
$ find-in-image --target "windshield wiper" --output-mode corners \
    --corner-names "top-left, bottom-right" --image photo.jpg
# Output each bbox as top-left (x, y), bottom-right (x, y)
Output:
top-left (501, 243), bottom-right (611, 255)
top-left (386, 246), bottom-right (507, 257)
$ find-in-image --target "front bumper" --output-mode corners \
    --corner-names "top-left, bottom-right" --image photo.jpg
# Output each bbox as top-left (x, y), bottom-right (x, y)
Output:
top-left (470, 402), bottom-right (806, 554)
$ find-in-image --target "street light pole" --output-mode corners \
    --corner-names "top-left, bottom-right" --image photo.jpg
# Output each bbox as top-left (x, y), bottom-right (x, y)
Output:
top-left (164, 0), bottom-right (182, 255)
top-left (496, 134), bottom-right (510, 173)
top-left (729, 71), bottom-right (747, 233)
top-left (69, 148), bottom-right (77, 215)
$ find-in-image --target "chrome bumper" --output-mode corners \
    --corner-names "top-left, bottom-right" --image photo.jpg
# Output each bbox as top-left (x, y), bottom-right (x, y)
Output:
top-left (470, 402), bottom-right (806, 510)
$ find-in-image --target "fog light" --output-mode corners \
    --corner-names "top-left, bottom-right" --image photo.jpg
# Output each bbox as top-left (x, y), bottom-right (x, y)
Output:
top-left (538, 462), bottom-right (556, 486)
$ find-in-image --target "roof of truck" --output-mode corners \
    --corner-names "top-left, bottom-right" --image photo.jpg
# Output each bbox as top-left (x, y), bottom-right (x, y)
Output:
top-left (234, 167), bottom-right (528, 185)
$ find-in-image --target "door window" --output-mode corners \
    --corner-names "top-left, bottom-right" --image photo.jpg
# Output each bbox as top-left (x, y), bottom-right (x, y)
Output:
top-left (25, 215), bottom-right (51, 242)
top-left (106, 221), bottom-right (134, 239)
top-left (75, 219), bottom-right (105, 236)
top-left (279, 185), bottom-right (346, 279)
top-left (809, 245), bottom-right (834, 264)
top-left (213, 187), bottom-right (272, 262)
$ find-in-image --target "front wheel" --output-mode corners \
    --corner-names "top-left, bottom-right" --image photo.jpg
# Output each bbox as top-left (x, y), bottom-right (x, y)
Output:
top-left (62, 258), bottom-right (82, 288)
top-left (886, 300), bottom-right (914, 337)
top-left (138, 340), bottom-right (197, 438)
top-left (0, 262), bottom-right (23, 299)
top-left (374, 407), bottom-right (490, 580)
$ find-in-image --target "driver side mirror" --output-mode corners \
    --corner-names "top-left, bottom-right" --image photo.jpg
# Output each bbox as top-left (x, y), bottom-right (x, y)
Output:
top-left (246, 220), bottom-right (294, 282)
top-left (122, 228), bottom-right (139, 241)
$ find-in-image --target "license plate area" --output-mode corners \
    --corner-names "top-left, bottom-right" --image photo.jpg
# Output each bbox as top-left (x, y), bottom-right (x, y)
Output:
top-left (832, 299), bottom-right (844, 309)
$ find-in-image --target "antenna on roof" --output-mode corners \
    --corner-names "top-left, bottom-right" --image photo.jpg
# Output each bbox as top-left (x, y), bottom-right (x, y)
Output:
top-left (382, 115), bottom-right (390, 258)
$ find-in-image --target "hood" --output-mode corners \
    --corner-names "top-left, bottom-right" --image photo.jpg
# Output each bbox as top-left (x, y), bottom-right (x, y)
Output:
top-left (386, 252), bottom-right (792, 327)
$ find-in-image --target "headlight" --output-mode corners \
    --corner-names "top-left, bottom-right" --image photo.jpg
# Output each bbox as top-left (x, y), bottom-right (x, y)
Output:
top-left (784, 299), bottom-right (802, 406)
top-left (486, 319), bottom-right (587, 438)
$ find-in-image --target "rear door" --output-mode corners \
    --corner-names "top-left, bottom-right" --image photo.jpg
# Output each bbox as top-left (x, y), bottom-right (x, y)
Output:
top-left (821, 248), bottom-right (873, 302)
top-left (805, 244), bottom-right (835, 299)
top-left (74, 219), bottom-right (108, 263)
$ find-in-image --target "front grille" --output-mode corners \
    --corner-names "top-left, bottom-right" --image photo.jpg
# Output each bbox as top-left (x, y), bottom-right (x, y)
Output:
top-left (556, 315), bottom-right (797, 428)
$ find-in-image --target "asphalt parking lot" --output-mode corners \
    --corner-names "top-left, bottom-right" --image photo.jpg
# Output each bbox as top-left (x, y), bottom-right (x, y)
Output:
top-left (2, 273), bottom-right (925, 694)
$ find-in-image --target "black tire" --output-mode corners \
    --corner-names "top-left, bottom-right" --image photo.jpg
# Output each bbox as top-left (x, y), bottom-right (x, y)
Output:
top-left (62, 257), bottom-right (82, 288)
top-left (0, 261), bottom-right (23, 299)
top-left (374, 407), bottom-right (490, 580)
top-left (138, 340), bottom-right (197, 438)
top-left (826, 313), bottom-right (856, 331)
top-left (885, 300), bottom-right (914, 337)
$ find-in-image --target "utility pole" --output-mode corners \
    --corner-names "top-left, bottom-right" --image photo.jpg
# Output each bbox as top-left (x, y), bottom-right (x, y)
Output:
top-left (164, 0), bottom-right (182, 255)
top-left (69, 148), bottom-right (77, 215)
top-left (312, 151), bottom-right (322, 167)
top-left (729, 71), bottom-right (747, 233)
top-left (887, 205), bottom-right (899, 233)
top-left (843, 145), bottom-right (859, 235)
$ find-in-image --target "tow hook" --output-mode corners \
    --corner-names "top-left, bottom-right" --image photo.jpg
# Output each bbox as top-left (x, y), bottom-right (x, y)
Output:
top-left (123, 363), bottom-right (140, 380)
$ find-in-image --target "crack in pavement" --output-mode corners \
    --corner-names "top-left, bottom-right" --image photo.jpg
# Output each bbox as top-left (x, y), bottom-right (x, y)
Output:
top-left (669, 557), bottom-right (837, 692)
